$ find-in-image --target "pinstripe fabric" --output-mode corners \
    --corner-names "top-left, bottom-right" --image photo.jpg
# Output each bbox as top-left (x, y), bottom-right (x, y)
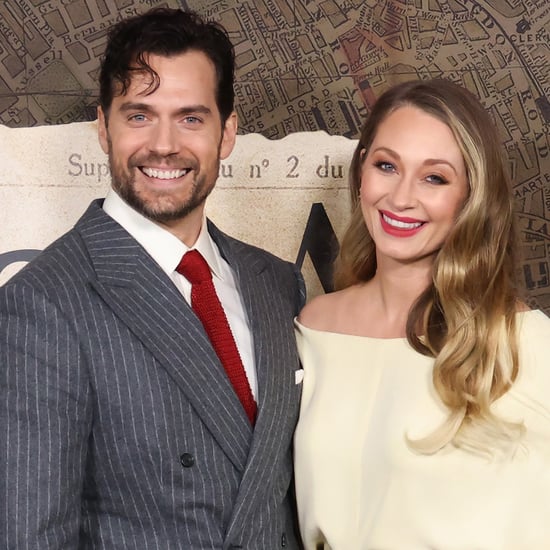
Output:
top-left (0, 200), bottom-right (306, 549)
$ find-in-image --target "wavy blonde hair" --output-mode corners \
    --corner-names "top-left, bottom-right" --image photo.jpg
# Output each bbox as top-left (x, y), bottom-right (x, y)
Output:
top-left (336, 79), bottom-right (523, 457)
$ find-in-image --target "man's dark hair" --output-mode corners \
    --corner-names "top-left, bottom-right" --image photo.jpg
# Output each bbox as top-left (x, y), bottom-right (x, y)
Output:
top-left (99, 8), bottom-right (235, 122)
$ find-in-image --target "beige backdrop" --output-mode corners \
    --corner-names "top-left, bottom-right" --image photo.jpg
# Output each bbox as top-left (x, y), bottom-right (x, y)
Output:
top-left (1, 120), bottom-right (549, 316)
top-left (0, 122), bottom-right (354, 300)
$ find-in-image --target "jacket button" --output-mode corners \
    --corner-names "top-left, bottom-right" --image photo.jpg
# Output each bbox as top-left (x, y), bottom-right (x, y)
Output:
top-left (180, 453), bottom-right (195, 468)
top-left (281, 532), bottom-right (287, 547)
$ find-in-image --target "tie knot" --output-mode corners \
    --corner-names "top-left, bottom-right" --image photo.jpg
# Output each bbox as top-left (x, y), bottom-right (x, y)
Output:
top-left (177, 250), bottom-right (212, 285)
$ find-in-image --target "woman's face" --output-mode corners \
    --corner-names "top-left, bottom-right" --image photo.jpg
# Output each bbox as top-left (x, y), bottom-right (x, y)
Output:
top-left (360, 105), bottom-right (469, 268)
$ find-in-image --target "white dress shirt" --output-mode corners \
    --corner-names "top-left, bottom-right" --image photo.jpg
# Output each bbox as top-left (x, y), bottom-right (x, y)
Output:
top-left (103, 190), bottom-right (258, 400)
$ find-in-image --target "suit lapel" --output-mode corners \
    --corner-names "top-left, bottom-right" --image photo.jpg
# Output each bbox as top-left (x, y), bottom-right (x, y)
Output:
top-left (210, 223), bottom-right (301, 538)
top-left (208, 222), bottom-right (289, 420)
top-left (77, 202), bottom-right (252, 472)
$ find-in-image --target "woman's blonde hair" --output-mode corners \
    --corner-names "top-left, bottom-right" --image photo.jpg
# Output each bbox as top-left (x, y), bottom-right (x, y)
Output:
top-left (336, 78), bottom-right (523, 456)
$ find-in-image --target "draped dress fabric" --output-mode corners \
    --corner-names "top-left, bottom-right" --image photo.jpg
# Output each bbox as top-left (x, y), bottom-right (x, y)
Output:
top-left (294, 310), bottom-right (550, 550)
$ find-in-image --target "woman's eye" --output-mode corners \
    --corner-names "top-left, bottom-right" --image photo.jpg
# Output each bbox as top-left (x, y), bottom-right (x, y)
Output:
top-left (374, 161), bottom-right (395, 172)
top-left (426, 174), bottom-right (448, 185)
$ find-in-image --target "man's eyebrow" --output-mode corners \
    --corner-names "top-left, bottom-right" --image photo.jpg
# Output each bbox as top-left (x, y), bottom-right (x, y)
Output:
top-left (118, 102), bottom-right (152, 113)
top-left (118, 102), bottom-right (212, 116)
top-left (174, 105), bottom-right (213, 116)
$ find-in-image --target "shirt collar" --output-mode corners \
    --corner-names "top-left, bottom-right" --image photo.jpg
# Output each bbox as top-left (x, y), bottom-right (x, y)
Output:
top-left (102, 189), bottom-right (225, 280)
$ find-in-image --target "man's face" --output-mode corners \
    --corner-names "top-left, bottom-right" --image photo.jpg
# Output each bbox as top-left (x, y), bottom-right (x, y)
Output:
top-left (98, 51), bottom-right (237, 243)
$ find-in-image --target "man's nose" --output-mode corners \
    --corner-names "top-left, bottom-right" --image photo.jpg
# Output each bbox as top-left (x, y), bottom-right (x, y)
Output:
top-left (148, 121), bottom-right (179, 156)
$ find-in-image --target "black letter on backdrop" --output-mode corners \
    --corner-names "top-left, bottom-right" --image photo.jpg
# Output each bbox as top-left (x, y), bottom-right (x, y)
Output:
top-left (295, 203), bottom-right (339, 293)
top-left (0, 250), bottom-right (41, 274)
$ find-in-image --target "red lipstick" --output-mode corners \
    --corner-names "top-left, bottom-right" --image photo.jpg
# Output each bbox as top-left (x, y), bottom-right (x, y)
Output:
top-left (379, 210), bottom-right (425, 238)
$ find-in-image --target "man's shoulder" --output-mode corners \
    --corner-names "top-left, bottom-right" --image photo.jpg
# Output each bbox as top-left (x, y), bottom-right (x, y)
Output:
top-left (5, 229), bottom-right (87, 290)
top-left (232, 236), bottom-right (289, 266)
top-left (208, 219), bottom-right (292, 268)
top-left (3, 200), bottom-right (108, 289)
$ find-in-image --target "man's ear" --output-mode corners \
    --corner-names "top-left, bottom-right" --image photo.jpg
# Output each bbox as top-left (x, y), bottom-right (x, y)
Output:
top-left (220, 111), bottom-right (238, 160)
top-left (97, 106), bottom-right (109, 154)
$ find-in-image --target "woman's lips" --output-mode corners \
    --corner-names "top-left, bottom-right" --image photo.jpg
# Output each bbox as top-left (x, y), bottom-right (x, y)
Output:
top-left (379, 210), bottom-right (425, 237)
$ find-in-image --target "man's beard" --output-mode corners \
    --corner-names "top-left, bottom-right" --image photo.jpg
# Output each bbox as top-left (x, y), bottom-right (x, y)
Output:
top-left (108, 150), bottom-right (218, 225)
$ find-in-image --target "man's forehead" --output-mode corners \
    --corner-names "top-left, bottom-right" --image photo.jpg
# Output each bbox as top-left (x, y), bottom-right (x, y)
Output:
top-left (117, 69), bottom-right (152, 86)
top-left (109, 51), bottom-right (218, 105)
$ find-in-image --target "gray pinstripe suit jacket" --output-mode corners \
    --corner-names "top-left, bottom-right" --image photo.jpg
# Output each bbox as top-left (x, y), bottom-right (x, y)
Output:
top-left (1, 200), bottom-right (306, 549)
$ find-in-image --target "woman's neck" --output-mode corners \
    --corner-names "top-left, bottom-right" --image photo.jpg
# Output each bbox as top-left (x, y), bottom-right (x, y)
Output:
top-left (363, 260), bottom-right (432, 337)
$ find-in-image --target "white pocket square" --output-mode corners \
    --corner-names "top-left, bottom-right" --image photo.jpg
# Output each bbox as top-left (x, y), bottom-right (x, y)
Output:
top-left (295, 369), bottom-right (304, 385)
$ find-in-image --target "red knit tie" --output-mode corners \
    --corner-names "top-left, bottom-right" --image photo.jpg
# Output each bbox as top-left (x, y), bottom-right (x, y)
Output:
top-left (177, 250), bottom-right (257, 425)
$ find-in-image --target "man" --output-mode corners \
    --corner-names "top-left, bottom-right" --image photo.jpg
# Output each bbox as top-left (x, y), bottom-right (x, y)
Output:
top-left (0, 8), bottom-right (305, 549)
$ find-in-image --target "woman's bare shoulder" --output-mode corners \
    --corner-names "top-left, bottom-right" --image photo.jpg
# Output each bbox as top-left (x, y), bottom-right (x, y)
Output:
top-left (297, 286), bottom-right (360, 332)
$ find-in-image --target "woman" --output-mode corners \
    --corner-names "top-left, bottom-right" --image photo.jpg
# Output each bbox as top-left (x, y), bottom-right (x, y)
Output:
top-left (294, 79), bottom-right (550, 549)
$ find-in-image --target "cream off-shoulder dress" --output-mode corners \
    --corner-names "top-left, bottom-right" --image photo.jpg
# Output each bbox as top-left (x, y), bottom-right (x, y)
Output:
top-left (294, 310), bottom-right (550, 550)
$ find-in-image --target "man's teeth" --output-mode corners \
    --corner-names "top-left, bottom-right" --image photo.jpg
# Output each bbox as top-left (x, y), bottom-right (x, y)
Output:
top-left (142, 167), bottom-right (188, 179)
top-left (382, 213), bottom-right (422, 229)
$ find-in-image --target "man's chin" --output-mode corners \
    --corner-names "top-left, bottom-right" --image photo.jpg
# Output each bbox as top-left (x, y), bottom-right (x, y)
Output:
top-left (113, 181), bottom-right (211, 224)
top-left (143, 208), bottom-right (195, 224)
top-left (131, 197), bottom-right (205, 225)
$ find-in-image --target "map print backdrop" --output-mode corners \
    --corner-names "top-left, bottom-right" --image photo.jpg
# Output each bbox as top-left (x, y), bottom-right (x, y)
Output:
top-left (0, 0), bottom-right (548, 312)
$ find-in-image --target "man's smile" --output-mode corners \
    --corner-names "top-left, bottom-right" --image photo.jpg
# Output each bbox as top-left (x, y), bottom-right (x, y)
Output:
top-left (141, 167), bottom-right (191, 179)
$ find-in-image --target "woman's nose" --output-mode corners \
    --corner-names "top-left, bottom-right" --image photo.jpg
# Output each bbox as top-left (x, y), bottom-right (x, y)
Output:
top-left (388, 175), bottom-right (416, 210)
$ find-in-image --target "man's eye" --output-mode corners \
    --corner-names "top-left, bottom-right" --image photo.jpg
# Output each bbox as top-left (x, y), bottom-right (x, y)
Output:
top-left (129, 114), bottom-right (146, 122)
top-left (183, 116), bottom-right (201, 124)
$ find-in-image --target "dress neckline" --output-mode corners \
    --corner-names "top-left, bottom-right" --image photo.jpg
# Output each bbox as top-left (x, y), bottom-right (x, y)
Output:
top-left (294, 309), bottom-right (541, 342)
top-left (294, 318), bottom-right (408, 342)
